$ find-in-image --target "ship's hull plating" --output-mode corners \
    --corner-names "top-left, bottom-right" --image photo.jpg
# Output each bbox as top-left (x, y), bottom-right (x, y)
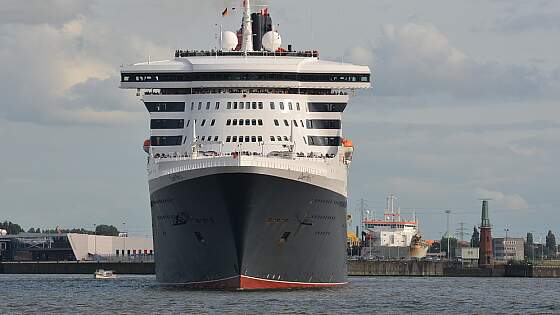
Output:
top-left (149, 170), bottom-right (348, 289)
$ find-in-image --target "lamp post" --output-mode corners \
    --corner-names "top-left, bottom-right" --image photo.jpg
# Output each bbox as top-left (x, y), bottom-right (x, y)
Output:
top-left (93, 224), bottom-right (97, 259)
top-left (122, 222), bottom-right (127, 258)
top-left (504, 227), bottom-right (509, 261)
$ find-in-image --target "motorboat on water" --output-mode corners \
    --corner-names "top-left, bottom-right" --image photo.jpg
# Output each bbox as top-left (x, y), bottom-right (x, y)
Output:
top-left (94, 269), bottom-right (117, 279)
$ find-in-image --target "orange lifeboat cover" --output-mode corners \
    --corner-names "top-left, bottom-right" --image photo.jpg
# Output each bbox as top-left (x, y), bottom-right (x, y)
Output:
top-left (143, 139), bottom-right (151, 147)
top-left (342, 139), bottom-right (353, 147)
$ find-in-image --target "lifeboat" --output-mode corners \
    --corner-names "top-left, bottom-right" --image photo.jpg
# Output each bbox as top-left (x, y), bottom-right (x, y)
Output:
top-left (143, 139), bottom-right (150, 154)
top-left (342, 139), bottom-right (354, 164)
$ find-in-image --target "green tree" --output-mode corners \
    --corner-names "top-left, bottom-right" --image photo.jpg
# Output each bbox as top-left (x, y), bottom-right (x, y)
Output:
top-left (546, 230), bottom-right (557, 257)
top-left (0, 221), bottom-right (24, 235)
top-left (441, 234), bottom-right (458, 258)
top-left (470, 226), bottom-right (480, 247)
top-left (527, 232), bottom-right (534, 245)
top-left (95, 224), bottom-right (119, 236)
top-left (525, 232), bottom-right (535, 261)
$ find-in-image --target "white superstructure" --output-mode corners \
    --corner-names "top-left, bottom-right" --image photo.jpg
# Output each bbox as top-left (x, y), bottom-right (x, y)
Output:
top-left (364, 194), bottom-right (419, 247)
top-left (120, 2), bottom-right (371, 196)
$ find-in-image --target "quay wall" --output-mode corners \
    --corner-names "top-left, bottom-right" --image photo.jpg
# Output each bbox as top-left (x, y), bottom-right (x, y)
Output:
top-left (0, 261), bottom-right (154, 275)
top-left (348, 260), bottom-right (445, 276)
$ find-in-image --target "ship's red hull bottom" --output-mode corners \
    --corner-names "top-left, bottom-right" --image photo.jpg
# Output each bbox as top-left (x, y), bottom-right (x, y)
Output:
top-left (165, 275), bottom-right (347, 290)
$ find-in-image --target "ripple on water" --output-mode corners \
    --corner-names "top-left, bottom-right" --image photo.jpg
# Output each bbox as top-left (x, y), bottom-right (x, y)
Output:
top-left (0, 275), bottom-right (559, 314)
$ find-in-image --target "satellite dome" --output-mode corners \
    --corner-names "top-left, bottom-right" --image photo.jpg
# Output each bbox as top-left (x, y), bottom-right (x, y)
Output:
top-left (262, 31), bottom-right (282, 52)
top-left (222, 31), bottom-right (238, 51)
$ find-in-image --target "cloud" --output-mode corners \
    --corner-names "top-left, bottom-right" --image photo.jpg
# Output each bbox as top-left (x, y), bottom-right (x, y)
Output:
top-left (0, 14), bottom-right (162, 125)
top-left (347, 23), bottom-right (560, 100)
top-left (495, 14), bottom-right (560, 32)
top-left (0, 0), bottom-right (93, 26)
top-left (475, 188), bottom-right (529, 210)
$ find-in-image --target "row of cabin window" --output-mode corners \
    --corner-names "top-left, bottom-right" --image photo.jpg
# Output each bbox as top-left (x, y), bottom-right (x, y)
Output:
top-left (197, 136), bottom-right (219, 142)
top-left (274, 119), bottom-right (305, 128)
top-left (189, 101), bottom-right (302, 111)
top-left (145, 101), bottom-right (347, 113)
top-left (225, 136), bottom-right (264, 143)
top-left (226, 119), bottom-right (263, 126)
top-left (122, 72), bottom-right (371, 83)
top-left (151, 119), bottom-right (218, 129)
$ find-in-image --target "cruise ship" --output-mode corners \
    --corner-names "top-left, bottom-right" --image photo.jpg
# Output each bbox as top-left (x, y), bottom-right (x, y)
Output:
top-left (119, 1), bottom-right (371, 289)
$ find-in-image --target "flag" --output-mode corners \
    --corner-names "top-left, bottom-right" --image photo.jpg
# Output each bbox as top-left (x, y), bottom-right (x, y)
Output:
top-left (222, 8), bottom-right (229, 16)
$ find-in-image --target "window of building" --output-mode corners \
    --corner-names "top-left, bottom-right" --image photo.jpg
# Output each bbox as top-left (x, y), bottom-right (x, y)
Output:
top-left (296, 102), bottom-right (300, 111)
top-left (233, 119), bottom-right (238, 126)
top-left (274, 119), bottom-right (279, 126)
top-left (226, 119), bottom-right (231, 126)
top-left (201, 136), bottom-right (205, 141)
top-left (210, 119), bottom-right (215, 126)
top-left (279, 102), bottom-right (285, 110)
top-left (227, 102), bottom-right (232, 109)
top-left (226, 136), bottom-right (231, 142)
top-left (206, 102), bottom-right (211, 110)
top-left (288, 102), bottom-right (293, 110)
top-left (232, 136), bottom-right (238, 142)
top-left (283, 119), bottom-right (289, 126)
top-left (191, 102), bottom-right (194, 111)
top-left (270, 102), bottom-right (275, 110)
top-left (186, 120), bottom-right (190, 127)
top-left (258, 102), bottom-right (263, 109)
top-left (239, 119), bottom-right (244, 126)
top-left (245, 119), bottom-right (250, 126)
top-left (283, 136), bottom-right (289, 141)
top-left (150, 119), bottom-right (184, 129)
top-left (251, 136), bottom-right (257, 142)
top-left (300, 120), bottom-right (304, 127)
top-left (198, 102), bottom-right (202, 110)
top-left (257, 136), bottom-right (263, 142)
top-left (293, 120), bottom-right (298, 127)
top-left (215, 102), bottom-right (220, 110)
top-left (201, 119), bottom-right (206, 126)
top-left (214, 136), bottom-right (219, 141)
top-left (150, 136), bottom-right (182, 146)
top-left (244, 136), bottom-right (249, 142)
top-left (277, 136), bottom-right (282, 141)
top-left (145, 102), bottom-right (185, 112)
top-left (251, 119), bottom-right (257, 126)
top-left (303, 136), bottom-right (307, 144)
top-left (233, 102), bottom-right (238, 109)
top-left (258, 119), bottom-right (263, 126)
top-left (270, 136), bottom-right (275, 141)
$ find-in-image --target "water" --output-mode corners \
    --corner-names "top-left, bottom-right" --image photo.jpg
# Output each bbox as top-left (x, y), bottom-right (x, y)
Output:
top-left (1, 274), bottom-right (558, 314)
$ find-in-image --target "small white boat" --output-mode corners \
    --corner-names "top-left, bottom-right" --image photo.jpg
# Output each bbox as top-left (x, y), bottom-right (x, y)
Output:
top-left (94, 269), bottom-right (117, 279)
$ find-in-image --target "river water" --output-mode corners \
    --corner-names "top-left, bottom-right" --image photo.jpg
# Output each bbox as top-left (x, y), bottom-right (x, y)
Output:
top-left (1, 274), bottom-right (558, 314)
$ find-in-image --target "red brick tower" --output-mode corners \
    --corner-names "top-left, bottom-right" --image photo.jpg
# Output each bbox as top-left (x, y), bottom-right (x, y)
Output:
top-left (478, 200), bottom-right (493, 267)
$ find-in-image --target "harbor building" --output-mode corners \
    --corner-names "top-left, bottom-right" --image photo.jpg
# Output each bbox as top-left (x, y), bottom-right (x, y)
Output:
top-left (0, 233), bottom-right (153, 262)
top-left (493, 237), bottom-right (524, 261)
top-left (455, 247), bottom-right (480, 267)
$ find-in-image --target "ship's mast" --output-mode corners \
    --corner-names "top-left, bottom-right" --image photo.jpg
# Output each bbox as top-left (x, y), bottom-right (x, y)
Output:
top-left (241, 0), bottom-right (254, 53)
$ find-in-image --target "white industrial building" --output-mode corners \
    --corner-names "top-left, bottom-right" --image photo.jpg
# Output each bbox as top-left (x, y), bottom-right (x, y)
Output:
top-left (0, 233), bottom-right (153, 262)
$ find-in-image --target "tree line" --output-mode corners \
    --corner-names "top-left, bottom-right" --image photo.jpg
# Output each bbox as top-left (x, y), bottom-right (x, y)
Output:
top-left (1, 221), bottom-right (121, 237)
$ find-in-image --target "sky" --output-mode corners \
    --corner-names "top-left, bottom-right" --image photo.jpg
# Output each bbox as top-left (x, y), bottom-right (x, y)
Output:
top-left (1, 0), bottom-right (559, 240)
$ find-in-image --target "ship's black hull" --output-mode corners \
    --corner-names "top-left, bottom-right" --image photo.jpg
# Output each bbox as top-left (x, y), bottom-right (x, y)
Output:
top-left (149, 171), bottom-right (348, 289)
